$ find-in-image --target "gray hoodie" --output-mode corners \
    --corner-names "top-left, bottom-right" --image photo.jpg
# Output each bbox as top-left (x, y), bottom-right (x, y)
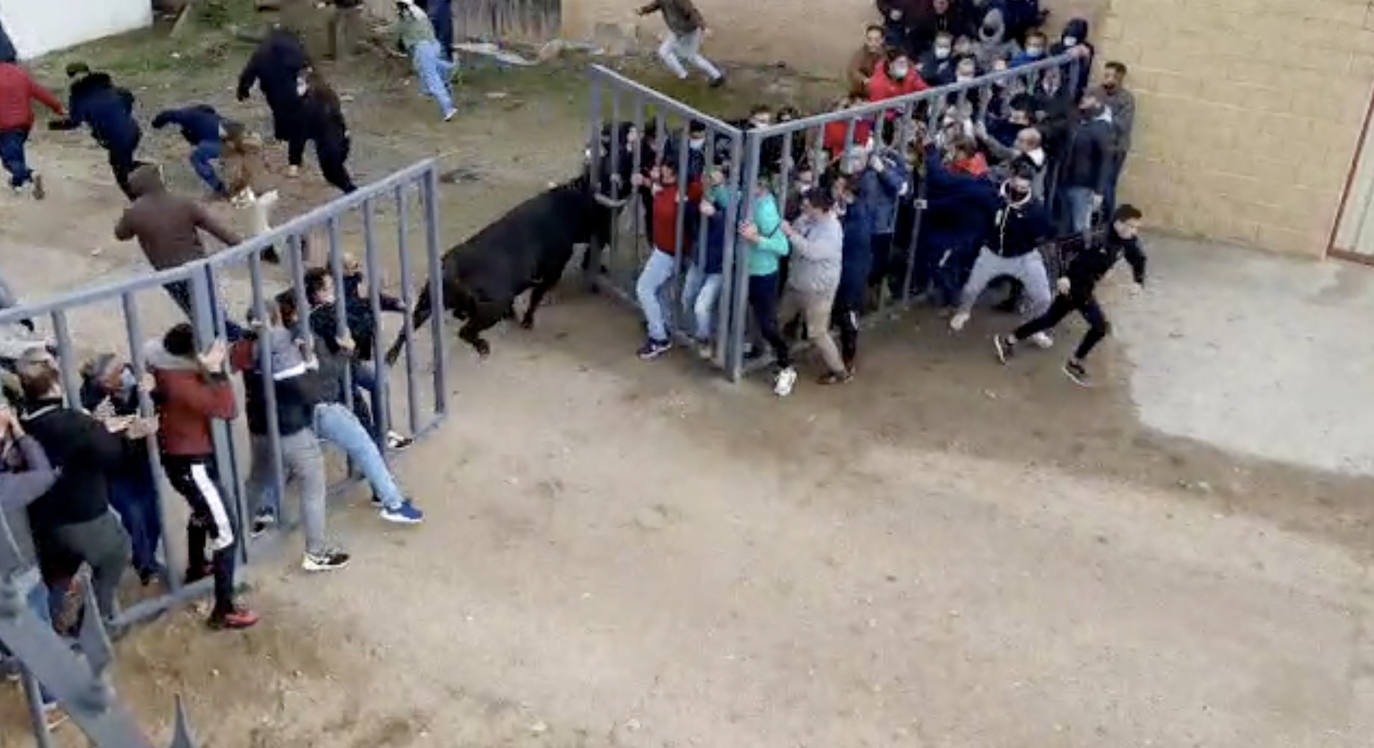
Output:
top-left (786, 212), bottom-right (844, 295)
top-left (0, 435), bottom-right (59, 569)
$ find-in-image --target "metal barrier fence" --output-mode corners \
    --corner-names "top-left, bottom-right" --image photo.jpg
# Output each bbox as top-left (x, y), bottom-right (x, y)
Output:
top-left (586, 64), bottom-right (746, 373)
top-left (0, 159), bottom-right (447, 745)
top-left (586, 52), bottom-right (1081, 380)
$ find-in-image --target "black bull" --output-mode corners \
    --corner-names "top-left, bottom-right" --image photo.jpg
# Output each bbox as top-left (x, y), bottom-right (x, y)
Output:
top-left (385, 173), bottom-right (628, 362)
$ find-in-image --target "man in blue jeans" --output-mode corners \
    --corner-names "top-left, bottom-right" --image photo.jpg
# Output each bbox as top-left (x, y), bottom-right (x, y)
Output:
top-left (152, 104), bottom-right (230, 198)
top-left (395, 1), bottom-right (457, 122)
top-left (634, 159), bottom-right (702, 359)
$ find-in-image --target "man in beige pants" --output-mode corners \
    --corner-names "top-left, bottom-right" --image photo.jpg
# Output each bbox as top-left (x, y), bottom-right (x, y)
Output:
top-left (775, 187), bottom-right (849, 396)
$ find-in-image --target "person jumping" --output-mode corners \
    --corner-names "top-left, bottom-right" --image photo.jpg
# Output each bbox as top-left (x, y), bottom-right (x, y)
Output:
top-left (992, 204), bottom-right (1147, 387)
top-left (636, 0), bottom-right (725, 87)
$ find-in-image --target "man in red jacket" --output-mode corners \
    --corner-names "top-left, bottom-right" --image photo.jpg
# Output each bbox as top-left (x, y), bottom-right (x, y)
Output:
top-left (146, 323), bottom-right (258, 630)
top-left (0, 60), bottom-right (63, 199)
top-left (631, 158), bottom-right (703, 359)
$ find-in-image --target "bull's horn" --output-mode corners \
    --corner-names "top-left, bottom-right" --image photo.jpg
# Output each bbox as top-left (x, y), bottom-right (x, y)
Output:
top-left (593, 193), bottom-right (628, 208)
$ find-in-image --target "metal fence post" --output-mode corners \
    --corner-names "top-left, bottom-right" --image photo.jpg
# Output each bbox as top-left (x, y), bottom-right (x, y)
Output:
top-left (728, 131), bottom-right (763, 381)
top-left (362, 198), bottom-right (394, 441)
top-left (423, 168), bottom-right (447, 419)
top-left (394, 187), bottom-right (421, 436)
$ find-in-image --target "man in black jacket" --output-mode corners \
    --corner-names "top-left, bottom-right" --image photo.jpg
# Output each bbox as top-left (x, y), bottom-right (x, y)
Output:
top-left (1059, 90), bottom-right (1116, 233)
top-left (948, 165), bottom-right (1053, 337)
top-left (236, 27), bottom-right (311, 175)
top-left (993, 204), bottom-right (1147, 387)
top-left (15, 348), bottom-right (153, 619)
top-left (48, 63), bottom-right (142, 199)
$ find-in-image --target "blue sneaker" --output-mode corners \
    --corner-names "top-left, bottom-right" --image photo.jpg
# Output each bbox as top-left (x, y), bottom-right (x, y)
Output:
top-left (380, 500), bottom-right (424, 525)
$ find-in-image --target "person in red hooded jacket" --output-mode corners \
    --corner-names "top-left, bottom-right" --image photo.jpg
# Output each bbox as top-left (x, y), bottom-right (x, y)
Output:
top-left (867, 51), bottom-right (928, 106)
top-left (0, 60), bottom-right (64, 198)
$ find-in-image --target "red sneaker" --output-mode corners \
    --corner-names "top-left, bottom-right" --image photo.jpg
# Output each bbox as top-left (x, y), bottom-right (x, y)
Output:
top-left (208, 607), bottom-right (260, 630)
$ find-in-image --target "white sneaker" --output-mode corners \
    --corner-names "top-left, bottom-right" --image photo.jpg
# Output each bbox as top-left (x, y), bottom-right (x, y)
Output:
top-left (950, 310), bottom-right (970, 332)
top-left (1030, 332), bottom-right (1054, 349)
top-left (773, 367), bottom-right (797, 397)
top-left (443, 108), bottom-right (458, 122)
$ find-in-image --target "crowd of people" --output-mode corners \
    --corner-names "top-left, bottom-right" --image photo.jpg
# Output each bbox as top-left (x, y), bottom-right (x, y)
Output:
top-left (626, 0), bottom-right (1144, 395)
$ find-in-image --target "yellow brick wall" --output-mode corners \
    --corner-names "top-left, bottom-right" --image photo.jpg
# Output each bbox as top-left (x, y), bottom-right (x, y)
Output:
top-left (1101, 0), bottom-right (1374, 256)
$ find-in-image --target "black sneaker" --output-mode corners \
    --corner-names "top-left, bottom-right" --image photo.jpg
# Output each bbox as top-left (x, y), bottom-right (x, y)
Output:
top-left (993, 334), bottom-right (1016, 364)
top-left (302, 550), bottom-right (351, 572)
top-left (709, 74), bottom-right (726, 88)
top-left (1063, 360), bottom-right (1092, 387)
top-left (636, 338), bottom-right (671, 360)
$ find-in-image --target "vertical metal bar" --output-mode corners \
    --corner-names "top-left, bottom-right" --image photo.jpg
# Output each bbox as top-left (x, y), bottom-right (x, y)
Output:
top-left (604, 89), bottom-right (623, 287)
top-left (901, 167), bottom-right (928, 306)
top-left (19, 667), bottom-right (53, 748)
top-left (247, 253), bottom-right (287, 538)
top-left (395, 186), bottom-right (421, 435)
top-left (898, 101), bottom-right (915, 150)
top-left (778, 130), bottom-right (793, 217)
top-left (204, 264), bottom-right (245, 558)
top-left (587, 71), bottom-right (603, 208)
top-left (362, 199), bottom-right (393, 440)
top-left (188, 269), bottom-right (239, 568)
top-left (811, 124), bottom-right (825, 176)
top-left (844, 116), bottom-right (858, 156)
top-left (327, 216), bottom-right (354, 414)
top-left (288, 235), bottom-right (313, 353)
top-left (48, 311), bottom-right (78, 409)
top-left (121, 293), bottom-right (176, 585)
top-left (670, 122), bottom-right (690, 333)
top-left (977, 84), bottom-right (992, 123)
top-left (423, 169), bottom-right (447, 418)
top-left (728, 131), bottom-right (763, 381)
top-left (628, 97), bottom-right (645, 281)
top-left (609, 88), bottom-right (621, 196)
top-left (715, 131), bottom-right (743, 369)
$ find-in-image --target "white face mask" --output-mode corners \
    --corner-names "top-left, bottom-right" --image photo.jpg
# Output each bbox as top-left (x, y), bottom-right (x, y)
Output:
top-left (956, 72), bottom-right (975, 82)
top-left (934, 46), bottom-right (951, 59)
top-left (296, 79), bottom-right (308, 96)
top-left (689, 138), bottom-right (705, 150)
top-left (1063, 36), bottom-right (1078, 47)
top-left (891, 64), bottom-right (910, 79)
top-left (1026, 46), bottom-right (1044, 57)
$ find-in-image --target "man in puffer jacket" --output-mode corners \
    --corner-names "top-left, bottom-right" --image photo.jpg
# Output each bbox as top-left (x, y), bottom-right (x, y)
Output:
top-left (48, 63), bottom-right (141, 199)
top-left (776, 188), bottom-right (848, 394)
top-left (152, 104), bottom-right (230, 197)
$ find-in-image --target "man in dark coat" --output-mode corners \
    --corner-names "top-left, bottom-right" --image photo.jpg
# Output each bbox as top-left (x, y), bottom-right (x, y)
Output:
top-left (48, 63), bottom-right (142, 199)
top-left (427, 0), bottom-right (454, 61)
top-left (237, 27), bottom-right (311, 175)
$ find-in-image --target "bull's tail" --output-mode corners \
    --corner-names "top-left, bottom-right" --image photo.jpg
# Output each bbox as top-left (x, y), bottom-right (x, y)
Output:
top-left (385, 284), bottom-right (434, 367)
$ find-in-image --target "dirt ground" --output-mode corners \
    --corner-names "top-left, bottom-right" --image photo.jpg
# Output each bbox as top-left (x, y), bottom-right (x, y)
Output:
top-left (2, 10), bottom-right (1374, 748)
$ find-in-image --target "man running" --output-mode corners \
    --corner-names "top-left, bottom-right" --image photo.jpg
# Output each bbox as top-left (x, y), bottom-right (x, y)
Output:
top-left (992, 204), bottom-right (1147, 387)
top-left (636, 0), bottom-right (725, 87)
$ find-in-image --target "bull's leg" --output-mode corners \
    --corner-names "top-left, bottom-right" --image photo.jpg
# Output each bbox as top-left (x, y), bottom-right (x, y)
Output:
top-left (521, 280), bottom-right (555, 330)
top-left (459, 302), bottom-right (504, 358)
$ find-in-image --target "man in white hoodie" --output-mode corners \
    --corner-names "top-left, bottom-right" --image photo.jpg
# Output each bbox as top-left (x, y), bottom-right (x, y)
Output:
top-left (775, 187), bottom-right (848, 395)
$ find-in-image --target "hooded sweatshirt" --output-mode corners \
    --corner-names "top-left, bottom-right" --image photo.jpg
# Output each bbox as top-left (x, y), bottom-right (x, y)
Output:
top-left (1052, 18), bottom-right (1094, 98)
top-left (114, 165), bottom-right (242, 271)
top-left (639, 0), bottom-right (705, 35)
top-left (50, 71), bottom-right (139, 149)
top-left (0, 62), bottom-right (63, 131)
top-left (229, 334), bottom-right (319, 438)
top-left (0, 434), bottom-right (59, 565)
top-left (745, 191), bottom-right (790, 277)
top-left (151, 104), bottom-right (224, 146)
top-left (786, 211), bottom-right (844, 295)
top-left (237, 29), bottom-right (310, 114)
top-left (980, 187), bottom-right (1050, 258)
top-left (144, 338), bottom-right (237, 457)
top-left (19, 398), bottom-right (131, 534)
top-left (974, 6), bottom-right (1022, 69)
top-left (395, 2), bottom-right (438, 53)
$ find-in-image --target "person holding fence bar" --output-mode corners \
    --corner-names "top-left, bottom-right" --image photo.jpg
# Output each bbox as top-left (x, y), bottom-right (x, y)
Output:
top-left (833, 173), bottom-right (873, 374)
top-left (948, 166), bottom-right (1053, 339)
top-left (738, 176), bottom-right (792, 392)
top-left (636, 0), bottom-right (725, 88)
top-left (0, 58), bottom-right (63, 199)
top-left (79, 355), bottom-right (164, 587)
top-left (634, 159), bottom-right (702, 360)
top-left (48, 63), bottom-right (142, 200)
top-left (114, 165), bottom-right (248, 341)
top-left (145, 325), bottom-right (259, 630)
top-left (15, 348), bottom-right (141, 623)
top-left (683, 165), bottom-right (731, 359)
top-left (777, 188), bottom-right (848, 391)
top-left (993, 205), bottom-right (1147, 387)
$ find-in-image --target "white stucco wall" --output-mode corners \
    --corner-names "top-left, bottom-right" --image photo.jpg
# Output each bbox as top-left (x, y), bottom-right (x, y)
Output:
top-left (0, 0), bottom-right (152, 59)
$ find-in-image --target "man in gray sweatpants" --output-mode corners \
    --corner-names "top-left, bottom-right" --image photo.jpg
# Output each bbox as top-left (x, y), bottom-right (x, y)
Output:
top-left (949, 171), bottom-right (1053, 339)
top-left (636, 0), bottom-right (725, 86)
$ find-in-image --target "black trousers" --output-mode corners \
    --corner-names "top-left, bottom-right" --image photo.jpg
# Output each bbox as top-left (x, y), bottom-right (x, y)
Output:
top-left (317, 135), bottom-right (356, 194)
top-left (749, 272), bottom-right (790, 368)
top-left (832, 299), bottom-right (861, 368)
top-left (163, 455), bottom-right (238, 616)
top-left (163, 279), bottom-right (246, 341)
top-left (1013, 292), bottom-right (1110, 362)
top-left (108, 131), bottom-right (142, 201)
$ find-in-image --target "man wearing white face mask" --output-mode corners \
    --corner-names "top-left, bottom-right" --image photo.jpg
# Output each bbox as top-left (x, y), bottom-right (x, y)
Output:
top-left (919, 31), bottom-right (956, 85)
top-left (979, 124), bottom-right (1048, 202)
top-left (949, 166), bottom-right (1053, 340)
top-left (637, 0), bottom-right (725, 88)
